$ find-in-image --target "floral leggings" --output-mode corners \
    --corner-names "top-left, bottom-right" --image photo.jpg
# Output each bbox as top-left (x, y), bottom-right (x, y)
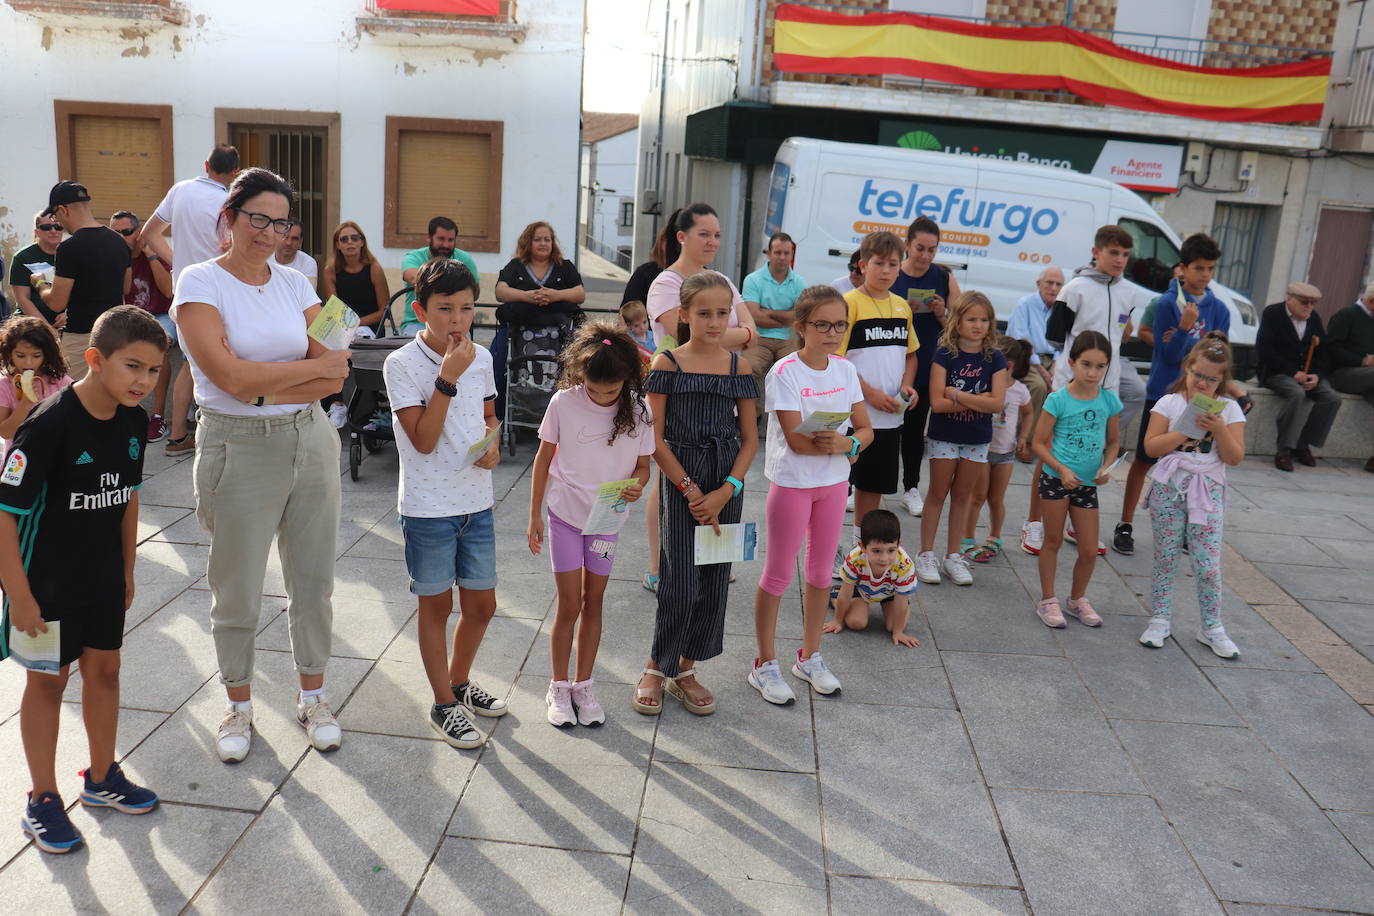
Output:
top-left (1148, 478), bottom-right (1224, 629)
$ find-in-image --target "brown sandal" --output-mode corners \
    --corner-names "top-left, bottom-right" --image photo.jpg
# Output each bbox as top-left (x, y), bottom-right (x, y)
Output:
top-left (632, 667), bottom-right (667, 715)
top-left (664, 666), bottom-right (716, 716)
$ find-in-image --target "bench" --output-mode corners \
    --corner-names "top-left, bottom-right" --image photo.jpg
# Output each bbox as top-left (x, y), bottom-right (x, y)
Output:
top-left (1242, 388), bottom-right (1374, 458)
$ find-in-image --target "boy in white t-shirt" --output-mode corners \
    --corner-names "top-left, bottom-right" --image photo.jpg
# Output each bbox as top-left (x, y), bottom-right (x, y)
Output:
top-left (384, 258), bottom-right (509, 751)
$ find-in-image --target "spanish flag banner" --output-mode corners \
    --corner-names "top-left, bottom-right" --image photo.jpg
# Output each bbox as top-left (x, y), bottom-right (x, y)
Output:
top-left (375, 0), bottom-right (500, 14)
top-left (772, 4), bottom-right (1329, 123)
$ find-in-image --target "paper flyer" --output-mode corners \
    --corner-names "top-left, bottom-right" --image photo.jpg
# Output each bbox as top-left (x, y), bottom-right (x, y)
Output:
top-left (580, 477), bottom-right (642, 536)
top-left (794, 409), bottom-right (852, 435)
top-left (694, 522), bottom-right (757, 566)
top-left (25, 262), bottom-right (54, 287)
top-left (907, 288), bottom-right (935, 313)
top-left (1176, 392), bottom-right (1227, 439)
top-left (9, 620), bottom-right (61, 674)
top-left (463, 423), bottom-right (501, 468)
top-left (307, 295), bottom-right (361, 351)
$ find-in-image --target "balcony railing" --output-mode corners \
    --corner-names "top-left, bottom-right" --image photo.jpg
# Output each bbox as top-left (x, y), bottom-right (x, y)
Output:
top-left (1343, 46), bottom-right (1374, 129)
top-left (769, 2), bottom-right (1333, 117)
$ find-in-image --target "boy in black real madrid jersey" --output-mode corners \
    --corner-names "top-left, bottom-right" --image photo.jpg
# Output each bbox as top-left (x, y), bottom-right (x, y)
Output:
top-left (0, 306), bottom-right (167, 854)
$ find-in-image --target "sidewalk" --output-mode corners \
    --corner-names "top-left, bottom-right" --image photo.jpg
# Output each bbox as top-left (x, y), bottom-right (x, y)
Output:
top-left (2, 431), bottom-right (1373, 914)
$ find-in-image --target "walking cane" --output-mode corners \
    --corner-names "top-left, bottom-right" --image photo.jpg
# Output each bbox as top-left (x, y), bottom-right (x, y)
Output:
top-left (1302, 335), bottom-right (1320, 374)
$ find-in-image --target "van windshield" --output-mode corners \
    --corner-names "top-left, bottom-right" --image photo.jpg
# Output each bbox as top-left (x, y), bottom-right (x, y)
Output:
top-left (1118, 217), bottom-right (1181, 293)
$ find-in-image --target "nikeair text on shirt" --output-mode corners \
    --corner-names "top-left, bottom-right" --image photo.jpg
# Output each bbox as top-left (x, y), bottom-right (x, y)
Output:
top-left (864, 326), bottom-right (907, 342)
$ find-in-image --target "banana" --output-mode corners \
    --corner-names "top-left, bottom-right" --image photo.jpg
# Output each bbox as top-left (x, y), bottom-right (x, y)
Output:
top-left (19, 370), bottom-right (37, 402)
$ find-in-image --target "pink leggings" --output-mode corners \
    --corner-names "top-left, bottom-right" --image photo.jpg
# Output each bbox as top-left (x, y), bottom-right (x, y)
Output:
top-left (758, 481), bottom-right (850, 596)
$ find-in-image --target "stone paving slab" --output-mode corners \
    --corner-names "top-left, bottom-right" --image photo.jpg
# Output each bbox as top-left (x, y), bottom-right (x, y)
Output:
top-left (625, 861), bottom-right (829, 914)
top-left (828, 877), bottom-right (1026, 914)
top-left (993, 788), bottom-right (1220, 915)
top-left (413, 838), bottom-right (629, 916)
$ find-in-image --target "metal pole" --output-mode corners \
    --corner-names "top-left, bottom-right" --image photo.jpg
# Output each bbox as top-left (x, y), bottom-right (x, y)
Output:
top-left (652, 0), bottom-right (670, 242)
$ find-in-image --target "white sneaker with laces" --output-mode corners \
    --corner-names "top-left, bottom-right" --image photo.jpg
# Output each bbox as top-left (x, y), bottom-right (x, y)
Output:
top-left (1198, 625), bottom-right (1240, 659)
top-left (297, 694), bottom-right (342, 752)
top-left (327, 403), bottom-right (349, 429)
top-left (1020, 521), bottom-right (1044, 556)
top-left (900, 487), bottom-right (923, 517)
top-left (748, 659), bottom-right (796, 705)
top-left (942, 553), bottom-right (973, 586)
top-left (1139, 617), bottom-right (1172, 648)
top-left (570, 678), bottom-right (606, 726)
top-left (915, 550), bottom-right (942, 584)
top-left (845, 489), bottom-right (855, 513)
top-left (546, 680), bottom-right (577, 727)
top-left (792, 650), bottom-right (841, 695)
top-left (216, 706), bottom-right (252, 763)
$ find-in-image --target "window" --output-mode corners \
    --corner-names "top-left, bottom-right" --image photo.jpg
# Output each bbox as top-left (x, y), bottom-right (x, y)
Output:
top-left (217, 109), bottom-right (341, 265)
top-left (8, 0), bottom-right (182, 24)
top-left (384, 117), bottom-right (503, 252)
top-left (619, 201), bottom-right (634, 228)
top-left (1117, 217), bottom-right (1181, 293)
top-left (1211, 203), bottom-right (1266, 299)
top-left (54, 101), bottom-right (173, 224)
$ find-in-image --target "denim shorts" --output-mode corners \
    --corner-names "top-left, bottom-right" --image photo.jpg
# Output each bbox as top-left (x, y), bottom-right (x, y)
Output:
top-left (400, 509), bottom-right (497, 595)
top-left (987, 449), bottom-right (1016, 466)
top-left (926, 437), bottom-right (989, 463)
top-left (155, 312), bottom-right (178, 348)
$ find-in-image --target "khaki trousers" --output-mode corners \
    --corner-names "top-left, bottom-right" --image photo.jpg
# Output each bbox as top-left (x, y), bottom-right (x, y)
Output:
top-left (60, 331), bottom-right (90, 380)
top-left (744, 335), bottom-right (799, 396)
top-left (193, 404), bottom-right (342, 688)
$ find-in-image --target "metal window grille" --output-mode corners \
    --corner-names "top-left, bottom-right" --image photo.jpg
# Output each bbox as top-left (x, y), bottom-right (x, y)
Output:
top-left (229, 124), bottom-right (328, 259)
top-left (1212, 203), bottom-right (1266, 299)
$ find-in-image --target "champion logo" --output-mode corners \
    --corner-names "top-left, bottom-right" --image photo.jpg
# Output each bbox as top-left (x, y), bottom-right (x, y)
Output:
top-left (75, 451), bottom-right (94, 465)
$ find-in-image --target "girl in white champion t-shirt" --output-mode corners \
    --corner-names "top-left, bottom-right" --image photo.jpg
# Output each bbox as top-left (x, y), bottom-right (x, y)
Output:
top-left (750, 286), bottom-right (874, 707)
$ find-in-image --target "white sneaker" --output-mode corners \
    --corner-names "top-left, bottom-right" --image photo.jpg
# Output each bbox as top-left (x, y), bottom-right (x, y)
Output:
top-left (327, 403), bottom-right (349, 429)
top-left (1020, 521), bottom-right (1044, 556)
top-left (915, 550), bottom-right (942, 584)
top-left (570, 678), bottom-right (606, 726)
top-left (1139, 617), bottom-right (1172, 648)
top-left (832, 540), bottom-right (854, 581)
top-left (900, 487), bottom-right (923, 517)
top-left (297, 694), bottom-right (342, 752)
top-left (942, 553), bottom-right (973, 586)
top-left (217, 706), bottom-right (252, 763)
top-left (1197, 625), bottom-right (1240, 659)
top-left (845, 489), bottom-right (855, 513)
top-left (546, 680), bottom-right (576, 727)
top-left (791, 650), bottom-right (841, 695)
top-left (1065, 524), bottom-right (1107, 556)
top-left (748, 659), bottom-right (796, 705)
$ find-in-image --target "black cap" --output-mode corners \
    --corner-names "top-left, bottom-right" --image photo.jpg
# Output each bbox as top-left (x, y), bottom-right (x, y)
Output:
top-left (45, 180), bottom-right (90, 215)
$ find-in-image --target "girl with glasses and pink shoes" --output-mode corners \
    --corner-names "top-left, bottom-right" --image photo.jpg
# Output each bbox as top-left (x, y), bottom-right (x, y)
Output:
top-left (1138, 335), bottom-right (1247, 658)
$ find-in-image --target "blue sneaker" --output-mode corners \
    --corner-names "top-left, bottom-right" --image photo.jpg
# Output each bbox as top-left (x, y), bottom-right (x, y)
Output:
top-left (79, 763), bottom-right (159, 815)
top-left (22, 792), bottom-right (84, 854)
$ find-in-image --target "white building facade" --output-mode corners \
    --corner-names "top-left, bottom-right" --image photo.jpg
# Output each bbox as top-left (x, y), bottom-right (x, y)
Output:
top-left (579, 112), bottom-right (637, 269)
top-left (0, 0), bottom-right (584, 288)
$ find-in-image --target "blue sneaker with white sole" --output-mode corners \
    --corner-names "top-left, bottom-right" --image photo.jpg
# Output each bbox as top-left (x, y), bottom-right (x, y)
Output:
top-left (79, 762), bottom-right (159, 815)
top-left (22, 792), bottom-right (84, 854)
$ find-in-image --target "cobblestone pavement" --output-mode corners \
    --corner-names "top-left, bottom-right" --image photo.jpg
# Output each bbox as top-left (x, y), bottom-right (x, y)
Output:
top-left (3, 432), bottom-right (1372, 914)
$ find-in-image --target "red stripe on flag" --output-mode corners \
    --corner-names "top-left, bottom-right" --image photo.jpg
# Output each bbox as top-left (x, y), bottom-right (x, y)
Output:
top-left (771, 53), bottom-right (1326, 123)
top-left (376, 0), bottom-right (500, 14)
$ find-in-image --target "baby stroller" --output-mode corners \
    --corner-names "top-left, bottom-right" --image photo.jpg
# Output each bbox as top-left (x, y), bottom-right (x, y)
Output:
top-left (344, 290), bottom-right (408, 481)
top-left (497, 304), bottom-right (580, 456)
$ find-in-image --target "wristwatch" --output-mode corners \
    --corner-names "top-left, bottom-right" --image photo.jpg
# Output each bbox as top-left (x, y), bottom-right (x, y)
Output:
top-left (433, 376), bottom-right (458, 398)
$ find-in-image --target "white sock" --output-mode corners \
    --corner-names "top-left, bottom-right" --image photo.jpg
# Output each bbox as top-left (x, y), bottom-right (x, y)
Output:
top-left (299, 687), bottom-right (324, 701)
top-left (228, 700), bottom-right (252, 713)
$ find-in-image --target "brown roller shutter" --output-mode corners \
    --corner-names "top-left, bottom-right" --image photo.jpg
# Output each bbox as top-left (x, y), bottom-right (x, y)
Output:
top-left (1308, 207), bottom-right (1373, 322)
top-left (71, 115), bottom-right (165, 223)
top-left (396, 130), bottom-right (491, 238)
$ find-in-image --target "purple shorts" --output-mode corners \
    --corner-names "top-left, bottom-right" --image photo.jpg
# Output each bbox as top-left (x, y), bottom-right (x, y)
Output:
top-left (548, 509), bottom-right (619, 576)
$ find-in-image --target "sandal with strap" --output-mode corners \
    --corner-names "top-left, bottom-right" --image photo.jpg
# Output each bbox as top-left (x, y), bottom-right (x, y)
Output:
top-left (964, 538), bottom-right (1001, 563)
top-left (664, 666), bottom-right (716, 716)
top-left (632, 667), bottom-right (668, 715)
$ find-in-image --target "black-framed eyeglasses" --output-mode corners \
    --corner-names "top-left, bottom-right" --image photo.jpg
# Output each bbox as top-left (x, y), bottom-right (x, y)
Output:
top-left (806, 320), bottom-right (849, 334)
top-left (115, 227), bottom-right (137, 237)
top-left (36, 223), bottom-right (62, 232)
top-left (235, 209), bottom-right (296, 235)
top-left (338, 234), bottom-right (363, 244)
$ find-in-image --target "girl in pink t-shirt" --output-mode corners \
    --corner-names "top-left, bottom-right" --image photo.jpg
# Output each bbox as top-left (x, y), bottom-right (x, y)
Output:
top-left (0, 318), bottom-right (73, 446)
top-left (528, 322), bottom-right (655, 728)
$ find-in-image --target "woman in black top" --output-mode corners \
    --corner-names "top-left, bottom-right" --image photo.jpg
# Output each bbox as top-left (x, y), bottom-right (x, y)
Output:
top-left (492, 221), bottom-right (585, 415)
top-left (621, 211), bottom-right (682, 306)
top-left (320, 221), bottom-right (389, 332)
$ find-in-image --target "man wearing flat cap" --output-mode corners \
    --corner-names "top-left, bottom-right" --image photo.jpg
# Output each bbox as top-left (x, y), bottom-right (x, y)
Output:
top-left (35, 181), bottom-right (131, 379)
top-left (1256, 282), bottom-right (1342, 472)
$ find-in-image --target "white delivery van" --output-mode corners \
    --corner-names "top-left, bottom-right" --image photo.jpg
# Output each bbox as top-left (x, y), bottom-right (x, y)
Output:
top-left (763, 137), bottom-right (1257, 370)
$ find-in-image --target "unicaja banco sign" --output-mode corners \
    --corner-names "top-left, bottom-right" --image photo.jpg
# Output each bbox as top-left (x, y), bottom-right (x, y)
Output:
top-left (880, 122), bottom-right (1183, 194)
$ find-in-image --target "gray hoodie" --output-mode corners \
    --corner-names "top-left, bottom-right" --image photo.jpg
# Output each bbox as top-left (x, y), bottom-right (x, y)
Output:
top-left (1046, 265), bottom-right (1128, 393)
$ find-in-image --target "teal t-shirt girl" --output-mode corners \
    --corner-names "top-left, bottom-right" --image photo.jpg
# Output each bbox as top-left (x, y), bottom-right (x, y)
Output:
top-left (1041, 386), bottom-right (1123, 483)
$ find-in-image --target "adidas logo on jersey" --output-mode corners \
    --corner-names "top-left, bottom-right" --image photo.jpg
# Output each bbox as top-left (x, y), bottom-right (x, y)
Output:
top-left (75, 451), bottom-right (94, 465)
